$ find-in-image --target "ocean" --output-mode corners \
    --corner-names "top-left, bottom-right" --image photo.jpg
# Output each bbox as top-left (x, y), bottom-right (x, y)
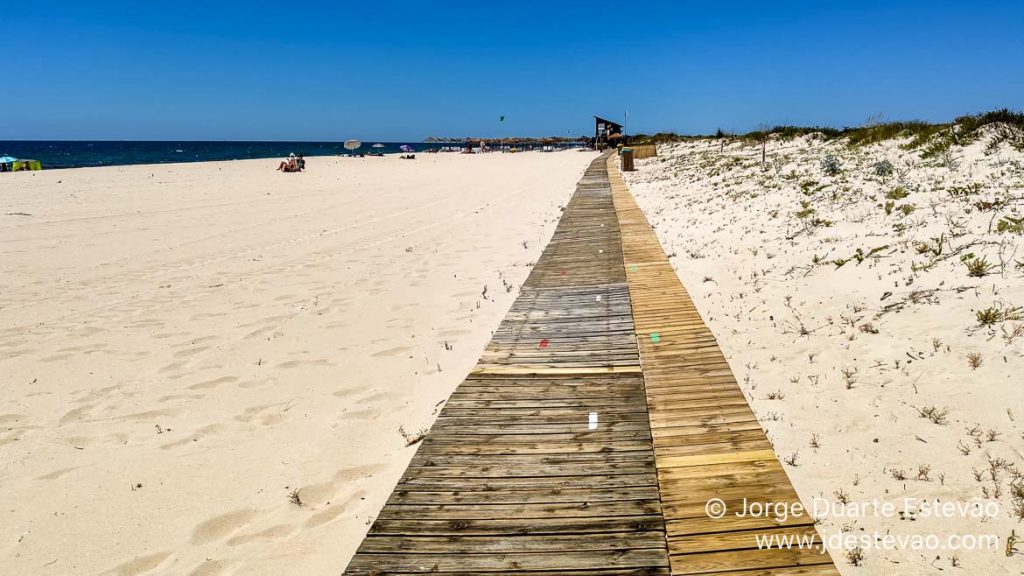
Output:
top-left (0, 141), bottom-right (470, 170)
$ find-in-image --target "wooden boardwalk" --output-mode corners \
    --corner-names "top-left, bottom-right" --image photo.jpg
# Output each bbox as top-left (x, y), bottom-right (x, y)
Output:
top-left (607, 156), bottom-right (838, 575)
top-left (343, 154), bottom-right (837, 575)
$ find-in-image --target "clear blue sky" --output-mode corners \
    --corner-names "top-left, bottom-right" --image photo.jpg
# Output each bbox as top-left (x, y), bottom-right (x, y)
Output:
top-left (4, 1), bottom-right (1023, 141)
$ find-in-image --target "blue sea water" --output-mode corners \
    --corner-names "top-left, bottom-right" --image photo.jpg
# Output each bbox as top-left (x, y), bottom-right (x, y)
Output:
top-left (0, 141), bottom-right (463, 170)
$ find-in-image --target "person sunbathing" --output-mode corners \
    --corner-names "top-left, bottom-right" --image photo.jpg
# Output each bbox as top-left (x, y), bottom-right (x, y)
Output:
top-left (277, 154), bottom-right (299, 172)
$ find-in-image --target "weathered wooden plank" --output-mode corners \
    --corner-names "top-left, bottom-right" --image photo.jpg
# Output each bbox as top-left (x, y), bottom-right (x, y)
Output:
top-left (345, 550), bottom-right (670, 574)
top-left (356, 532), bottom-right (669, 554)
top-left (344, 154), bottom-right (670, 575)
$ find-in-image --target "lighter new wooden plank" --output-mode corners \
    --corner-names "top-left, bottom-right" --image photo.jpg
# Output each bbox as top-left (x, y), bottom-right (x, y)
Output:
top-left (607, 155), bottom-right (838, 575)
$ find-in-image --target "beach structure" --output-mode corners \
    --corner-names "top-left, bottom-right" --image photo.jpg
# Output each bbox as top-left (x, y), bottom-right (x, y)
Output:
top-left (343, 153), bottom-right (838, 575)
top-left (594, 115), bottom-right (624, 150)
top-left (0, 156), bottom-right (41, 172)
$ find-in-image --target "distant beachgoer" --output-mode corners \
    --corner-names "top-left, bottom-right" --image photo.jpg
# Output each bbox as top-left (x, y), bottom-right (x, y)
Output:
top-left (0, 163), bottom-right (7, 173)
top-left (277, 155), bottom-right (298, 172)
top-left (296, 154), bottom-right (305, 171)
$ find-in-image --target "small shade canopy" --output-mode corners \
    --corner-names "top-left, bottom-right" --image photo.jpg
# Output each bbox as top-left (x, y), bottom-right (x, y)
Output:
top-left (372, 143), bottom-right (385, 148)
top-left (0, 156), bottom-right (16, 163)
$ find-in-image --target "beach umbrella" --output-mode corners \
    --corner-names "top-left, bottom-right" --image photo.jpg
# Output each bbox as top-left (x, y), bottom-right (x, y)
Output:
top-left (372, 143), bottom-right (385, 148)
top-left (0, 156), bottom-right (16, 163)
top-left (399, 144), bottom-right (414, 153)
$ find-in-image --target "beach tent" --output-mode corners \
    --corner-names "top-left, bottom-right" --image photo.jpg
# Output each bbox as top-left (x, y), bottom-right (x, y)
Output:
top-left (12, 159), bottom-right (42, 171)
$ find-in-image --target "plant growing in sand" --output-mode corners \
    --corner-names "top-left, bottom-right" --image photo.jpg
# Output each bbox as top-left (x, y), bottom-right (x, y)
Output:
top-left (821, 154), bottom-right (841, 176)
top-left (873, 159), bottom-right (894, 178)
top-left (845, 546), bottom-right (866, 566)
top-left (885, 186), bottom-right (909, 200)
top-left (916, 465), bottom-right (932, 481)
top-left (1011, 482), bottom-right (1024, 521)
top-left (996, 215), bottom-right (1024, 235)
top-left (810, 433), bottom-right (821, 449)
top-left (917, 406), bottom-right (949, 425)
top-left (976, 304), bottom-right (1023, 326)
top-left (963, 255), bottom-right (994, 277)
top-left (398, 425), bottom-right (429, 446)
top-left (966, 352), bottom-right (983, 369)
top-left (948, 183), bottom-right (982, 199)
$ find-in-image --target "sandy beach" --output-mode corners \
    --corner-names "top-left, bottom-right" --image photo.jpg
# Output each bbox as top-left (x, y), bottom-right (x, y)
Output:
top-left (0, 151), bottom-right (598, 575)
top-left (625, 135), bottom-right (1024, 573)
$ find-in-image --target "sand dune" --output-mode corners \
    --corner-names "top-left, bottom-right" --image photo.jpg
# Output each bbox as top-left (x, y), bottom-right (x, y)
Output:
top-left (625, 135), bottom-right (1023, 573)
top-left (0, 151), bottom-right (597, 575)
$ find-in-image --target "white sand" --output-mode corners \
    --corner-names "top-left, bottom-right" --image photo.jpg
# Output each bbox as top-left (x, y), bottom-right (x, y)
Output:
top-left (625, 135), bottom-right (1024, 573)
top-left (0, 151), bottom-right (598, 575)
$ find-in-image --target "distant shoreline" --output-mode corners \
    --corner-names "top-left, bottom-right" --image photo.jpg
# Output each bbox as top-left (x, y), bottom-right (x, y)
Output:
top-left (0, 139), bottom-right (592, 170)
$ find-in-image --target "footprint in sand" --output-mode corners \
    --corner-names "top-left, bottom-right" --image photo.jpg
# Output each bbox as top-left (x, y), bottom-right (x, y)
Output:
top-left (104, 551), bottom-right (172, 576)
top-left (187, 376), bottom-right (238, 390)
top-left (341, 408), bottom-right (381, 420)
top-left (0, 434), bottom-right (21, 447)
top-left (37, 466), bottom-right (78, 480)
top-left (116, 407), bottom-right (179, 422)
top-left (226, 523), bottom-right (296, 546)
top-left (173, 346), bottom-right (210, 358)
top-left (159, 361), bottom-right (188, 374)
top-left (59, 405), bottom-right (93, 425)
top-left (190, 509), bottom-right (257, 545)
top-left (234, 404), bottom-right (286, 426)
top-left (242, 325), bottom-right (275, 340)
top-left (332, 384), bottom-right (371, 399)
top-left (161, 423), bottom-right (226, 450)
top-left (356, 391), bottom-right (389, 404)
top-left (371, 346), bottom-right (413, 358)
top-left (305, 490), bottom-right (367, 528)
top-left (75, 384), bottom-right (122, 403)
top-left (333, 463), bottom-right (386, 482)
top-left (187, 559), bottom-right (228, 576)
top-left (158, 393), bottom-right (207, 403)
top-left (237, 377), bottom-right (278, 390)
top-left (0, 413), bottom-right (25, 426)
top-left (295, 482), bottom-right (337, 508)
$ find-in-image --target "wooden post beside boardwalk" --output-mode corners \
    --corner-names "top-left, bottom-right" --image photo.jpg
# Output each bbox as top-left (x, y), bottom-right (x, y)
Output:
top-left (342, 153), bottom-right (838, 575)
